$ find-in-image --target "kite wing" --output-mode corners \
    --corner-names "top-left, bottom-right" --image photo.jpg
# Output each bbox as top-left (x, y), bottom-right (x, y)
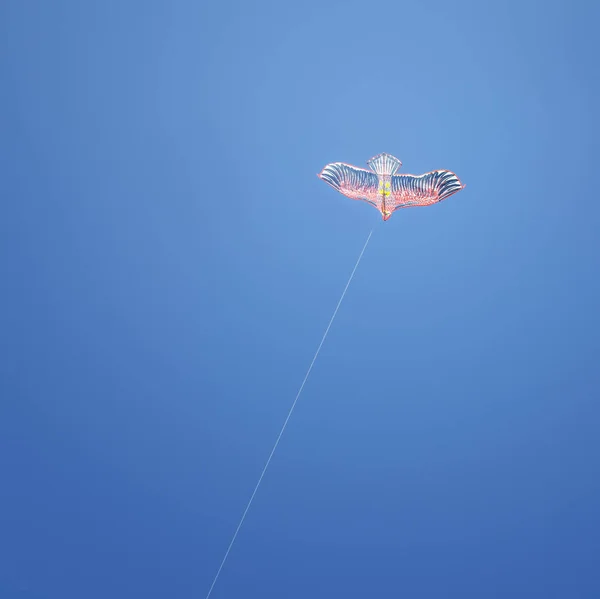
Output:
top-left (390, 170), bottom-right (465, 211)
top-left (318, 162), bottom-right (380, 208)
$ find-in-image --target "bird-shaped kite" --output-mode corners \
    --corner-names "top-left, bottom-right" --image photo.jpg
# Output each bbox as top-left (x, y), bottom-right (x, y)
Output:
top-left (318, 153), bottom-right (465, 221)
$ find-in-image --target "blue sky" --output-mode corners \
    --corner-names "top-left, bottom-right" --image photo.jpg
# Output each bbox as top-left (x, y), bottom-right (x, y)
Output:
top-left (1, 1), bottom-right (599, 597)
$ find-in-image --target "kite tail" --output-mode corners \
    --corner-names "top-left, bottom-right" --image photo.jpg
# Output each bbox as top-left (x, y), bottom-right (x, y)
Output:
top-left (367, 152), bottom-right (402, 176)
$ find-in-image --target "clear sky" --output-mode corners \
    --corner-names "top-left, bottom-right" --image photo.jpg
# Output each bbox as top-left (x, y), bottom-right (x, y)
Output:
top-left (1, 1), bottom-right (599, 598)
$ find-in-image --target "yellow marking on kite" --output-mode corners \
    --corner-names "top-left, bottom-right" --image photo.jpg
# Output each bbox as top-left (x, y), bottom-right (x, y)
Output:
top-left (378, 181), bottom-right (391, 197)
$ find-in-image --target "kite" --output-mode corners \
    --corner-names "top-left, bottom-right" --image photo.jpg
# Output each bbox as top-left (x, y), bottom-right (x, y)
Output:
top-left (318, 152), bottom-right (465, 220)
top-left (204, 152), bottom-right (467, 599)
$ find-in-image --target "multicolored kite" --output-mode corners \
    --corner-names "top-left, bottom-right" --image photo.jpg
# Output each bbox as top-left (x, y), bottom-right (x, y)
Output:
top-left (318, 153), bottom-right (465, 221)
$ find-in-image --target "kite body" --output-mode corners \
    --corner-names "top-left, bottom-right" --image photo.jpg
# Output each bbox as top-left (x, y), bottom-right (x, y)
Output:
top-left (318, 153), bottom-right (465, 221)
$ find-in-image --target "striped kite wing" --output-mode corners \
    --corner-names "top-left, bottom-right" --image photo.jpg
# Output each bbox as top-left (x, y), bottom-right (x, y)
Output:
top-left (318, 162), bottom-right (380, 208)
top-left (390, 170), bottom-right (465, 211)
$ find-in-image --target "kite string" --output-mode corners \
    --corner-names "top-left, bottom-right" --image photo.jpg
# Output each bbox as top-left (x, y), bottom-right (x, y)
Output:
top-left (204, 227), bottom-right (375, 599)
